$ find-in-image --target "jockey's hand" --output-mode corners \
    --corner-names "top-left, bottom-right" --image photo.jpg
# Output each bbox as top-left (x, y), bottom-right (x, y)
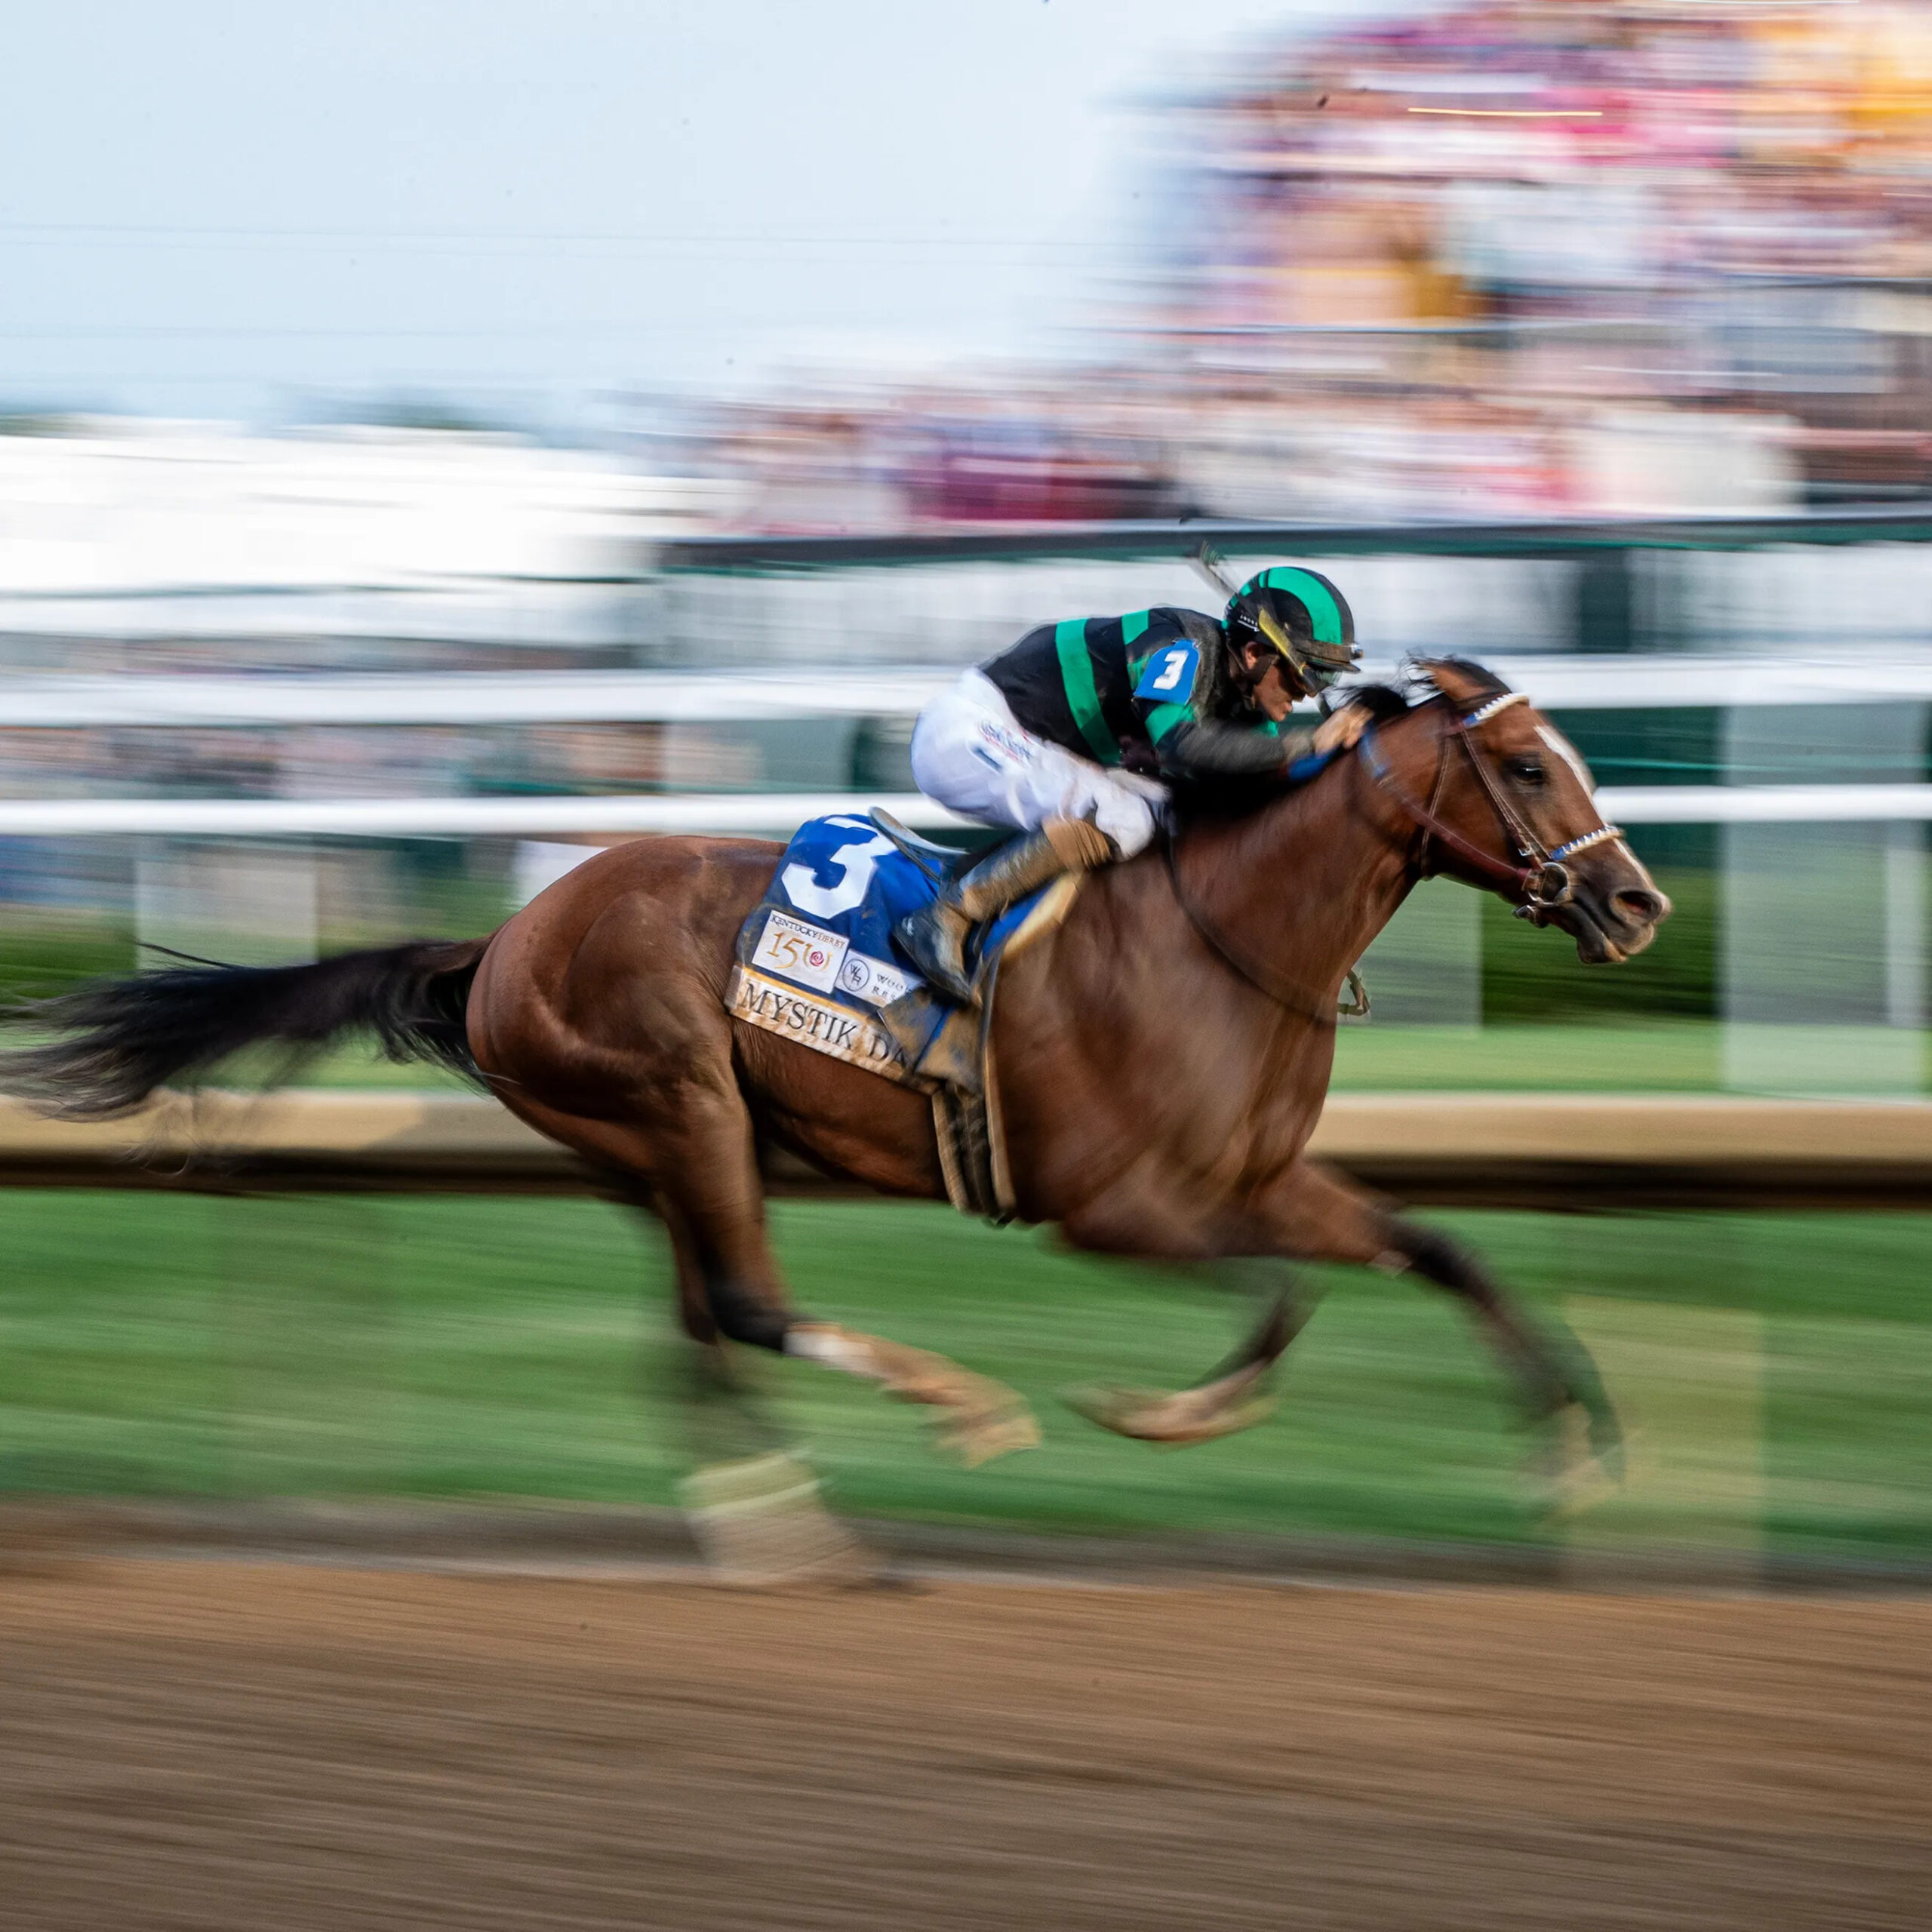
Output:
top-left (1310, 703), bottom-right (1371, 755)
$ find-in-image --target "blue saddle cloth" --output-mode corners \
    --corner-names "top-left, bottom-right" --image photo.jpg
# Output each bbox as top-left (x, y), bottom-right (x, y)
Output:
top-left (726, 813), bottom-right (1052, 1088)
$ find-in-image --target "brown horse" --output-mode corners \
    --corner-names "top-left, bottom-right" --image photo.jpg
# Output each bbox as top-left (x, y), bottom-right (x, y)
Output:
top-left (5, 659), bottom-right (1667, 1472)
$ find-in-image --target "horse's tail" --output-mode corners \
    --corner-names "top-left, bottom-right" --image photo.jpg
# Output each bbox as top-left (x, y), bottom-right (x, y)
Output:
top-left (0, 935), bottom-right (492, 1119)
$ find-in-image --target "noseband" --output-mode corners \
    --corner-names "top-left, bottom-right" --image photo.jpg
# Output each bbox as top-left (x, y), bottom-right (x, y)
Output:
top-left (1357, 691), bottom-right (1624, 926)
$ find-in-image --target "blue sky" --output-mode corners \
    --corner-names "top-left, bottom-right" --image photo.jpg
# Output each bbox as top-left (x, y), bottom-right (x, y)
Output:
top-left (0, 1), bottom-right (1407, 422)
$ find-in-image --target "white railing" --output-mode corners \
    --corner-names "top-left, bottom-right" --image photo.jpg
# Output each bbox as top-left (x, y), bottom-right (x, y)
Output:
top-left (0, 783), bottom-right (1921, 838)
top-left (2, 654), bottom-right (1932, 724)
top-left (0, 670), bottom-right (955, 726)
top-left (0, 792), bottom-right (967, 837)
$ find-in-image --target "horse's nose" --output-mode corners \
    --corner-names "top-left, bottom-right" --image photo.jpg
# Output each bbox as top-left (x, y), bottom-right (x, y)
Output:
top-left (1614, 884), bottom-right (1669, 927)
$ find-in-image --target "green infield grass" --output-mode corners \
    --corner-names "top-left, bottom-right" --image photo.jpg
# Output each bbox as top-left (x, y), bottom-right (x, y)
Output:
top-left (0, 1189), bottom-right (1926, 1564)
top-left (1329, 1020), bottom-right (1725, 1091)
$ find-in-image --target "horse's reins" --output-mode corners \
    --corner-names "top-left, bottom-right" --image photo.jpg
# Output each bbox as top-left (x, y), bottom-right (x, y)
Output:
top-left (1164, 690), bottom-right (1624, 1022)
top-left (1161, 832), bottom-right (1367, 1026)
top-left (1358, 690), bottom-right (1625, 927)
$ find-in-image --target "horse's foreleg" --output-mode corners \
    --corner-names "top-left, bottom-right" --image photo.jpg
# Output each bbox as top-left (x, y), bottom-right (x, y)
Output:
top-left (1258, 1159), bottom-right (1622, 1474)
top-left (1380, 1219), bottom-right (1618, 1461)
top-left (1055, 1185), bottom-right (1326, 1444)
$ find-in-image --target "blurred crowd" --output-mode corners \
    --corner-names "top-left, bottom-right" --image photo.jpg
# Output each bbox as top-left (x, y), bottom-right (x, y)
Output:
top-left (700, 0), bottom-right (1932, 528)
top-left (8, 4), bottom-right (1932, 583)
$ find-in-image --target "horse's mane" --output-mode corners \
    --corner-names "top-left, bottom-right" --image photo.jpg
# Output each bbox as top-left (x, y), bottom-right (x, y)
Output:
top-left (1335, 682), bottom-right (1411, 723)
top-left (1358, 656), bottom-right (1514, 715)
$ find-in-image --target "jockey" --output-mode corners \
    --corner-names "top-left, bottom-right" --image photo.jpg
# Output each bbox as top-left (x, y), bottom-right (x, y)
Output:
top-left (895, 564), bottom-right (1367, 1003)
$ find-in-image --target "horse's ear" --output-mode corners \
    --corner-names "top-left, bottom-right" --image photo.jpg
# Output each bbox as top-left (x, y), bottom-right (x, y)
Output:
top-left (1418, 657), bottom-right (1510, 710)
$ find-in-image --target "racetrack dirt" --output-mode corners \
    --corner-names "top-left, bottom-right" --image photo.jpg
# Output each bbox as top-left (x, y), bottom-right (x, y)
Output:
top-left (1, 1561), bottom-right (1927, 1930)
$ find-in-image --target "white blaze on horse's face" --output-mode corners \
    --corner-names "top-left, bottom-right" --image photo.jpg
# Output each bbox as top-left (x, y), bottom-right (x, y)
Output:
top-left (1535, 722), bottom-right (1596, 795)
top-left (1512, 705), bottom-right (1669, 961)
top-left (1533, 719), bottom-right (1633, 863)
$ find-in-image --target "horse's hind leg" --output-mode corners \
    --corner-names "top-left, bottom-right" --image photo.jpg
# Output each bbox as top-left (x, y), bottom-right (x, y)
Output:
top-left (661, 1135), bottom-right (1039, 1466)
top-left (635, 1190), bottom-right (789, 1464)
top-left (783, 1318), bottom-right (1041, 1466)
top-left (521, 1079), bottom-right (1038, 1468)
top-left (629, 1192), bottom-right (871, 1583)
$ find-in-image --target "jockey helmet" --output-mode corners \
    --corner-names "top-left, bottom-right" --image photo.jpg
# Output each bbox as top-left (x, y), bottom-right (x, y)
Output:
top-left (1226, 566), bottom-right (1359, 692)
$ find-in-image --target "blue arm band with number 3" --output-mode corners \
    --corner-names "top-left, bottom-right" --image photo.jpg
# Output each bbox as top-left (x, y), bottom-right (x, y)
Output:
top-left (1133, 641), bottom-right (1199, 703)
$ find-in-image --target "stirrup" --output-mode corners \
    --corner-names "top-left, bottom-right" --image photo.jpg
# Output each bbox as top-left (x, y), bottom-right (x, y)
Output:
top-left (894, 905), bottom-right (977, 1006)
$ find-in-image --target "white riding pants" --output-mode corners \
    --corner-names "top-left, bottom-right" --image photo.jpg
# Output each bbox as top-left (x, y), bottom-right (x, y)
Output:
top-left (909, 668), bottom-right (1167, 858)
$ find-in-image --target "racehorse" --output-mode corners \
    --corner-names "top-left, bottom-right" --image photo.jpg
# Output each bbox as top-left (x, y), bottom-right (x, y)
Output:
top-left (2, 659), bottom-right (1668, 1474)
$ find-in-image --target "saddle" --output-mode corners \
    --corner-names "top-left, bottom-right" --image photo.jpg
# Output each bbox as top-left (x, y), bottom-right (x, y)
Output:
top-left (726, 810), bottom-right (1082, 1222)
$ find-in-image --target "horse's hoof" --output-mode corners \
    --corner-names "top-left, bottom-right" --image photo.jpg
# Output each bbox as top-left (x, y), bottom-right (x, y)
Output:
top-left (1537, 1403), bottom-right (1624, 1521)
top-left (943, 1401), bottom-right (1041, 1467)
top-left (1062, 1382), bottom-right (1275, 1446)
top-left (678, 1451), bottom-right (875, 1586)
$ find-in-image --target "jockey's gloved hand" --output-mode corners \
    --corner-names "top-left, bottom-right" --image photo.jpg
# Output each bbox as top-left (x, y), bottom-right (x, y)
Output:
top-left (1311, 703), bottom-right (1371, 756)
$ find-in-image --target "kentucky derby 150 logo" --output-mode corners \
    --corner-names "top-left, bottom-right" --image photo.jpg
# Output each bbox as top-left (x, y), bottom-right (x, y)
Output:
top-left (751, 909), bottom-right (850, 993)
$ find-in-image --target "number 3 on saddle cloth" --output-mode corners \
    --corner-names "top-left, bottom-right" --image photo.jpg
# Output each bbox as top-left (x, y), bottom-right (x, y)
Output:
top-left (725, 814), bottom-right (1083, 1209)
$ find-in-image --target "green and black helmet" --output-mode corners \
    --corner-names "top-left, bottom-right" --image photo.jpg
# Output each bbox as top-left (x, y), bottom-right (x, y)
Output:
top-left (1225, 565), bottom-right (1359, 692)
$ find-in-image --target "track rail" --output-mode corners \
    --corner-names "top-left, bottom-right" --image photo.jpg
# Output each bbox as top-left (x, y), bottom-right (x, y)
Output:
top-left (5, 1089), bottom-right (1928, 1211)
top-left (651, 506), bottom-right (1932, 570)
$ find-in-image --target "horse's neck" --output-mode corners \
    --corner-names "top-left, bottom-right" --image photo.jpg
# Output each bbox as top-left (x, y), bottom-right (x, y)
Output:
top-left (1193, 755), bottom-right (1417, 996)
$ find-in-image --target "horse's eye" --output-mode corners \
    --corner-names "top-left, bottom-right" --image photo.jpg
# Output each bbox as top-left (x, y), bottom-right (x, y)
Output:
top-left (1506, 757), bottom-right (1546, 787)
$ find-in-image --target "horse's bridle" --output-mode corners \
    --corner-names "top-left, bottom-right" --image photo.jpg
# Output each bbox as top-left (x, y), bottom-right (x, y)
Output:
top-left (1164, 688), bottom-right (1624, 1023)
top-left (1356, 691), bottom-right (1624, 927)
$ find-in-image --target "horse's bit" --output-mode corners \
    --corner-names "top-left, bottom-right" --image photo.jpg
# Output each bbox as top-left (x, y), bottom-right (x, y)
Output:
top-left (1357, 691), bottom-right (1624, 926)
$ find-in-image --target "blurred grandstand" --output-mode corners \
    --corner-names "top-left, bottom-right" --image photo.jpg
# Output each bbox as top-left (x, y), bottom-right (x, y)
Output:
top-left (687, 0), bottom-right (1932, 526)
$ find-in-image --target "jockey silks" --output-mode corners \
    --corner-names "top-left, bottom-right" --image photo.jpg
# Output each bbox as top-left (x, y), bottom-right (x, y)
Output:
top-left (980, 606), bottom-right (1305, 784)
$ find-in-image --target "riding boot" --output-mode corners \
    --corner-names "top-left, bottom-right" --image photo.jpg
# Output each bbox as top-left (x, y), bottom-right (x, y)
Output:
top-left (894, 816), bottom-right (1116, 1005)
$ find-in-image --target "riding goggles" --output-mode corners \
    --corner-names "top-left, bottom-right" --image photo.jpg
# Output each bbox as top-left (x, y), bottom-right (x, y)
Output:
top-left (1244, 601), bottom-right (1348, 693)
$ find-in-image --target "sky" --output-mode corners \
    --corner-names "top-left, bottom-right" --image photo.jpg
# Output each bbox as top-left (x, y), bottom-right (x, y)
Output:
top-left (0, 0), bottom-right (1411, 426)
